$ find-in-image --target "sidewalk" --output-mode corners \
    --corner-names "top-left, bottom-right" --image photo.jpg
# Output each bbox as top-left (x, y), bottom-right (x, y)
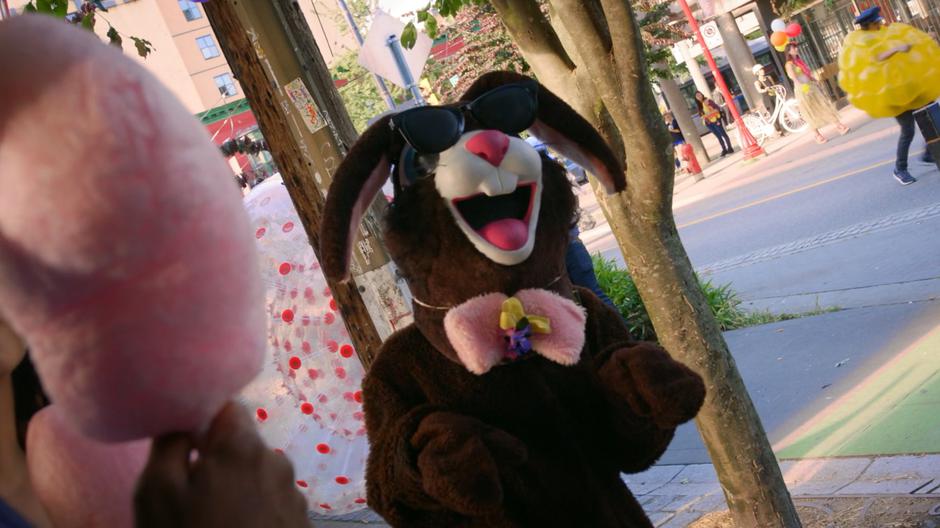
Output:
top-left (629, 453), bottom-right (940, 527)
top-left (313, 453), bottom-right (940, 527)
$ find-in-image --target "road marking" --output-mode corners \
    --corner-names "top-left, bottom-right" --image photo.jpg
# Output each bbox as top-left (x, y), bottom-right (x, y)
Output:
top-left (678, 157), bottom-right (895, 229)
top-left (775, 325), bottom-right (940, 459)
top-left (697, 201), bottom-right (940, 275)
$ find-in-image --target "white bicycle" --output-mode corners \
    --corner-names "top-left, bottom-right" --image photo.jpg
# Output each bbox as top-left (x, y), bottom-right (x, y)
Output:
top-left (734, 85), bottom-right (808, 147)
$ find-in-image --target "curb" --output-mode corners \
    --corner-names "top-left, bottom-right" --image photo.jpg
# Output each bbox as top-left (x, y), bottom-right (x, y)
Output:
top-left (629, 453), bottom-right (940, 527)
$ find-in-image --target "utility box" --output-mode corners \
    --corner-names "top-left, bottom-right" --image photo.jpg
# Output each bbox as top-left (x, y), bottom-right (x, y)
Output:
top-left (913, 101), bottom-right (940, 171)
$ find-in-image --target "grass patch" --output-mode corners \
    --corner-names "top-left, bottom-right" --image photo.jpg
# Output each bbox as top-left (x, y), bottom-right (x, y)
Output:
top-left (592, 255), bottom-right (839, 341)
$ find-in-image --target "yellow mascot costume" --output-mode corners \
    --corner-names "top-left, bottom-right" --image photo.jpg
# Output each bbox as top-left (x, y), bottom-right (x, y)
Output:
top-left (839, 7), bottom-right (940, 118)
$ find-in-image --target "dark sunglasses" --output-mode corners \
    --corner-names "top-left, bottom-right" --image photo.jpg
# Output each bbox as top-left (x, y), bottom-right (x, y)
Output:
top-left (389, 80), bottom-right (538, 154)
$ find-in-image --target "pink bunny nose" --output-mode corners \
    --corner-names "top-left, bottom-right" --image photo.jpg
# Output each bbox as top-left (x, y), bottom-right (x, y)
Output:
top-left (465, 130), bottom-right (510, 167)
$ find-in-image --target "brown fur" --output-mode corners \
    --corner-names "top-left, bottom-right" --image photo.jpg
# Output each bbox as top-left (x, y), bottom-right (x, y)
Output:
top-left (320, 72), bottom-right (705, 527)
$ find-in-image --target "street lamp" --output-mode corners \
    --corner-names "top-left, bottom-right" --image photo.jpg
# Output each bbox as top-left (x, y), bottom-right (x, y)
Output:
top-left (677, 0), bottom-right (765, 160)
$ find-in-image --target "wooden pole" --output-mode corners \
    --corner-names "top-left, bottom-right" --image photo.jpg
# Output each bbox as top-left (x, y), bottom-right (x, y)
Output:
top-left (204, 0), bottom-right (412, 369)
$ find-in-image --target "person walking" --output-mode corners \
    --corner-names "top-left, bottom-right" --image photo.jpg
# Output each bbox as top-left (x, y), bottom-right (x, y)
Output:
top-left (664, 111), bottom-right (685, 172)
top-left (785, 44), bottom-right (850, 144)
top-left (695, 91), bottom-right (734, 157)
top-left (839, 6), bottom-right (938, 185)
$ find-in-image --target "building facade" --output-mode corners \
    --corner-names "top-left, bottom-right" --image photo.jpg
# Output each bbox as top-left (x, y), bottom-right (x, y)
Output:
top-left (7, 0), bottom-right (355, 179)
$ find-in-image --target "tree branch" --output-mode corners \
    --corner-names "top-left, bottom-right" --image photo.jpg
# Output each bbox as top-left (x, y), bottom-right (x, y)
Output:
top-left (599, 0), bottom-right (673, 210)
top-left (551, 0), bottom-right (627, 129)
top-left (490, 0), bottom-right (575, 72)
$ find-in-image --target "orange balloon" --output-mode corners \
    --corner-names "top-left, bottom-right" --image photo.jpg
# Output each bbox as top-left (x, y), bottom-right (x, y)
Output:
top-left (770, 31), bottom-right (789, 47)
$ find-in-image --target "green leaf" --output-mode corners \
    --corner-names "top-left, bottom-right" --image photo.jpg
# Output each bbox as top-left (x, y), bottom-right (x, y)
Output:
top-left (24, 1), bottom-right (37, 12)
top-left (130, 36), bottom-right (154, 58)
top-left (35, 0), bottom-right (53, 14)
top-left (401, 22), bottom-right (417, 50)
top-left (424, 16), bottom-right (438, 39)
top-left (81, 12), bottom-right (95, 31)
top-left (52, 0), bottom-right (68, 17)
top-left (107, 26), bottom-right (122, 48)
top-left (417, 8), bottom-right (429, 22)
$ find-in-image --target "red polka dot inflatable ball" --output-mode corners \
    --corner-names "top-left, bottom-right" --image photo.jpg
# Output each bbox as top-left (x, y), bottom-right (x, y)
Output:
top-left (242, 177), bottom-right (369, 515)
top-left (0, 16), bottom-right (264, 442)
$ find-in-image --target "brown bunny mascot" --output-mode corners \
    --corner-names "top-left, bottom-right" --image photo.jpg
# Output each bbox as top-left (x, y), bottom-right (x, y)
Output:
top-left (320, 71), bottom-right (706, 527)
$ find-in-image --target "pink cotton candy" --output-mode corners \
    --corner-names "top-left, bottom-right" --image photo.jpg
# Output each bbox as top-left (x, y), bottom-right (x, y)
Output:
top-left (0, 17), bottom-right (264, 441)
top-left (27, 406), bottom-right (149, 528)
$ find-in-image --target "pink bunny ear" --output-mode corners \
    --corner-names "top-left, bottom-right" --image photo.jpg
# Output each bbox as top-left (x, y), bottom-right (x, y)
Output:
top-left (320, 115), bottom-right (394, 282)
top-left (443, 293), bottom-right (509, 375)
top-left (515, 289), bottom-right (586, 366)
top-left (0, 17), bottom-right (264, 441)
top-left (27, 406), bottom-right (149, 528)
top-left (460, 71), bottom-right (625, 194)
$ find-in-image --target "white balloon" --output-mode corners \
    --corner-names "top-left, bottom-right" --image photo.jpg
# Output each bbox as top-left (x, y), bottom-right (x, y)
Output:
top-left (771, 19), bottom-right (787, 32)
top-left (240, 176), bottom-right (369, 515)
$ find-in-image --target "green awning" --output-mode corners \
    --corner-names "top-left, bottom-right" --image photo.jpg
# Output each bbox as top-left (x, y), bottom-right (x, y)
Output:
top-left (196, 98), bottom-right (251, 125)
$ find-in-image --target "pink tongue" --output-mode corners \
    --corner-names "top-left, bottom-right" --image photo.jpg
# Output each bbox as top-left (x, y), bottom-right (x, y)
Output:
top-left (477, 219), bottom-right (528, 250)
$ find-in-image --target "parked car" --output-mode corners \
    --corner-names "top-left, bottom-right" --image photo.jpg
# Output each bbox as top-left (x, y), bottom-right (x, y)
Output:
top-left (525, 136), bottom-right (589, 186)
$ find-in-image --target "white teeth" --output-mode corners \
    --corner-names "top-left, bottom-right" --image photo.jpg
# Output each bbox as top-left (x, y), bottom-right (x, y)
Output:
top-left (478, 170), bottom-right (518, 196)
top-left (434, 131), bottom-right (544, 264)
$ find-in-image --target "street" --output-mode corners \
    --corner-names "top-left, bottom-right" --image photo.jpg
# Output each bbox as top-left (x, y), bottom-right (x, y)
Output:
top-left (583, 106), bottom-right (940, 466)
top-left (587, 106), bottom-right (940, 312)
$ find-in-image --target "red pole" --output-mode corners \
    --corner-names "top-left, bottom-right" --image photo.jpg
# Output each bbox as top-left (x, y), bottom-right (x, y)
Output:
top-left (677, 0), bottom-right (765, 159)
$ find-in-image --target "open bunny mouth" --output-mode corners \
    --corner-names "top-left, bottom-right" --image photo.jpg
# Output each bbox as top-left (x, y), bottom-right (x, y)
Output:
top-left (452, 183), bottom-right (536, 251)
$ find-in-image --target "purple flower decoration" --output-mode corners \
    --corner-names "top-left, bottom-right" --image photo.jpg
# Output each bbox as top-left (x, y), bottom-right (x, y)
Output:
top-left (504, 320), bottom-right (534, 360)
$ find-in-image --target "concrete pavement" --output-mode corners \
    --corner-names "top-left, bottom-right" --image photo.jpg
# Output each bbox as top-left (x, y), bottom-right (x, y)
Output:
top-left (314, 452), bottom-right (940, 527)
top-left (577, 105), bottom-right (940, 525)
top-left (663, 298), bottom-right (940, 465)
top-left (628, 453), bottom-right (940, 527)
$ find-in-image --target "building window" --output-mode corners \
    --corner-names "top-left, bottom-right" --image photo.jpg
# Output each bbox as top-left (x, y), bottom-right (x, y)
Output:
top-left (196, 35), bottom-right (220, 59)
top-left (214, 73), bottom-right (237, 97)
top-left (178, 0), bottom-right (201, 21)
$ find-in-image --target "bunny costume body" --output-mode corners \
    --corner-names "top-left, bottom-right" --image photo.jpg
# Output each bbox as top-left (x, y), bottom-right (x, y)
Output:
top-left (321, 72), bottom-right (705, 527)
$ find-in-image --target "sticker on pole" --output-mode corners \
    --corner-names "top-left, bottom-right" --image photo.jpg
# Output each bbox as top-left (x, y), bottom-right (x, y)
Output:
top-left (700, 21), bottom-right (723, 49)
top-left (357, 10), bottom-right (432, 89)
top-left (284, 78), bottom-right (326, 134)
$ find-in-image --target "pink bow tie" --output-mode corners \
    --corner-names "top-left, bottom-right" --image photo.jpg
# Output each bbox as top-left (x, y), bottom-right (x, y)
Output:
top-left (443, 289), bottom-right (587, 375)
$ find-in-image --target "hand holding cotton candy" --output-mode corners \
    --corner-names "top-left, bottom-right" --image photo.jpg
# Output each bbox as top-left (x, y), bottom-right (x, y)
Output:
top-left (0, 16), bottom-right (264, 441)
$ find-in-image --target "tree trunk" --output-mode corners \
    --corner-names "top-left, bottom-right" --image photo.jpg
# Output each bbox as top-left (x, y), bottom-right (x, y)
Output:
top-left (754, 0), bottom-right (792, 94)
top-left (715, 12), bottom-right (766, 112)
top-left (203, 0), bottom-right (411, 369)
top-left (524, 1), bottom-right (804, 526)
top-left (677, 39), bottom-right (712, 97)
top-left (489, 0), bottom-right (624, 159)
top-left (271, 0), bottom-right (359, 150)
top-left (659, 76), bottom-right (710, 168)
